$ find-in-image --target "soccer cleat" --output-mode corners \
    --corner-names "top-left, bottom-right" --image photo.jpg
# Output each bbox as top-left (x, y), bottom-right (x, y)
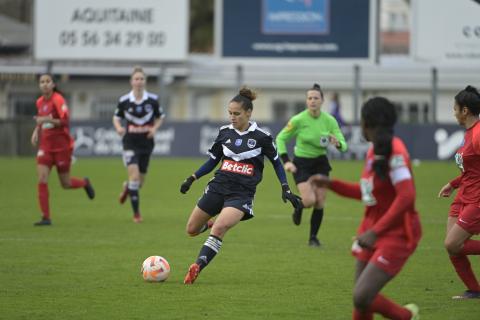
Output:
top-left (119, 181), bottom-right (128, 204)
top-left (308, 236), bottom-right (321, 247)
top-left (452, 290), bottom-right (480, 300)
top-left (133, 213), bottom-right (143, 223)
top-left (404, 303), bottom-right (419, 320)
top-left (34, 218), bottom-right (51, 226)
top-left (84, 178), bottom-right (95, 199)
top-left (184, 263), bottom-right (200, 284)
top-left (292, 207), bottom-right (303, 226)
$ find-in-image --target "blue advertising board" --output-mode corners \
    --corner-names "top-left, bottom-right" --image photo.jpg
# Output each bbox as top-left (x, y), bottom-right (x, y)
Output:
top-left (220, 0), bottom-right (373, 59)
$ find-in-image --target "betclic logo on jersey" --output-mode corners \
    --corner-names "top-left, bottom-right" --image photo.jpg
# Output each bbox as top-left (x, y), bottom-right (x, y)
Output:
top-left (221, 159), bottom-right (254, 176)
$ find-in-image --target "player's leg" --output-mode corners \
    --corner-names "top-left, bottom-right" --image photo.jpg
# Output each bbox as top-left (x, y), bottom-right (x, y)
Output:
top-left (127, 164), bottom-right (141, 222)
top-left (354, 263), bottom-right (412, 320)
top-left (184, 207), bottom-right (243, 284)
top-left (293, 181), bottom-right (315, 225)
top-left (185, 206), bottom-right (214, 237)
top-left (445, 217), bottom-right (480, 298)
top-left (34, 162), bottom-right (52, 225)
top-left (55, 150), bottom-right (95, 199)
top-left (309, 185), bottom-right (327, 247)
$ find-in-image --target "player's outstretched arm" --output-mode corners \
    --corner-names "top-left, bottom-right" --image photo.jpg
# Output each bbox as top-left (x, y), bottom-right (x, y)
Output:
top-left (310, 174), bottom-right (362, 200)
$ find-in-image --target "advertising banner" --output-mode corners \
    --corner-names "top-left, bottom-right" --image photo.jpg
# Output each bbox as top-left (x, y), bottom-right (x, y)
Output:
top-left (34, 0), bottom-right (188, 61)
top-left (412, 0), bottom-right (480, 65)
top-left (219, 0), bottom-right (375, 60)
top-left (71, 121), bottom-right (465, 161)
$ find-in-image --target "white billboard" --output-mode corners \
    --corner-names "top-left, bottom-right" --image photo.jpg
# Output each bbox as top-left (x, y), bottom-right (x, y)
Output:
top-left (34, 0), bottom-right (188, 61)
top-left (412, 0), bottom-right (480, 65)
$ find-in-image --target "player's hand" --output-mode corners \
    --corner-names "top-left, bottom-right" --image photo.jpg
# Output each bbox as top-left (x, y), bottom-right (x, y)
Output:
top-left (281, 183), bottom-right (302, 209)
top-left (146, 127), bottom-right (156, 139)
top-left (438, 183), bottom-right (453, 198)
top-left (31, 129), bottom-right (38, 147)
top-left (329, 135), bottom-right (341, 148)
top-left (356, 230), bottom-right (377, 249)
top-left (283, 161), bottom-right (297, 173)
top-left (308, 174), bottom-right (330, 188)
top-left (115, 127), bottom-right (126, 136)
top-left (180, 176), bottom-right (195, 194)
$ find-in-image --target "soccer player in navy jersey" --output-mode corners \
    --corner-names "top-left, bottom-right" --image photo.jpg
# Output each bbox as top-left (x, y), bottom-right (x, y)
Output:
top-left (113, 66), bottom-right (165, 223)
top-left (179, 87), bottom-right (302, 284)
top-left (438, 85), bottom-right (480, 299)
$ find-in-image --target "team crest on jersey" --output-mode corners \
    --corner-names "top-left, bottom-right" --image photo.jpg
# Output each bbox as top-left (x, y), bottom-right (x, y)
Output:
top-left (135, 105), bottom-right (143, 113)
top-left (144, 104), bottom-right (152, 113)
top-left (42, 105), bottom-right (48, 112)
top-left (247, 139), bottom-right (257, 148)
top-left (235, 139), bottom-right (242, 146)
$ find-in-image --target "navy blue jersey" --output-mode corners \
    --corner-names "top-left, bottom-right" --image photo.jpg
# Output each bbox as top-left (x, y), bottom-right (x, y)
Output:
top-left (207, 122), bottom-right (279, 194)
top-left (114, 90), bottom-right (165, 150)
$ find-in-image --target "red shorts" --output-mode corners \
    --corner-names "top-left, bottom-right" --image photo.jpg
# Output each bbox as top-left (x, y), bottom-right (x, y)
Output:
top-left (36, 148), bottom-right (72, 173)
top-left (449, 200), bottom-right (480, 235)
top-left (352, 238), bottom-right (417, 276)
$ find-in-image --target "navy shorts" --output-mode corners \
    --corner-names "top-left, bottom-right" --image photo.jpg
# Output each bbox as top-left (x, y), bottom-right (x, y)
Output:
top-left (122, 149), bottom-right (152, 174)
top-left (197, 184), bottom-right (254, 221)
top-left (293, 155), bottom-right (331, 184)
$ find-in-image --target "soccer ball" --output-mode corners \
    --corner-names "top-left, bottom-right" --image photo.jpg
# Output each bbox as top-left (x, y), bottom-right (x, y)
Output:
top-left (141, 256), bottom-right (170, 282)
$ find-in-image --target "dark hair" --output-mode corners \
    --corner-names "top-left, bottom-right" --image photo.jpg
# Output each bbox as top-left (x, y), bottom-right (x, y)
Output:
top-left (131, 66), bottom-right (146, 78)
top-left (38, 73), bottom-right (63, 95)
top-left (308, 83), bottom-right (324, 99)
top-left (231, 86), bottom-right (257, 112)
top-left (361, 97), bottom-right (397, 179)
top-left (454, 85), bottom-right (480, 116)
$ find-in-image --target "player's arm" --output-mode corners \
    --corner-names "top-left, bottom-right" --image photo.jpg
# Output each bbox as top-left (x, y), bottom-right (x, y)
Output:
top-left (147, 103), bottom-right (166, 138)
top-left (371, 157), bottom-right (415, 237)
top-left (275, 118), bottom-right (297, 162)
top-left (31, 125), bottom-right (39, 146)
top-left (112, 102), bottom-right (126, 136)
top-left (180, 131), bottom-right (223, 194)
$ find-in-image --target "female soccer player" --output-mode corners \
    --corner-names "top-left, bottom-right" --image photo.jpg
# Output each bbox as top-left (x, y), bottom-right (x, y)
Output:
top-left (179, 87), bottom-right (302, 284)
top-left (31, 73), bottom-right (95, 226)
top-left (113, 66), bottom-right (165, 223)
top-left (437, 85), bottom-right (480, 299)
top-left (275, 83), bottom-right (347, 247)
top-left (311, 97), bottom-right (421, 319)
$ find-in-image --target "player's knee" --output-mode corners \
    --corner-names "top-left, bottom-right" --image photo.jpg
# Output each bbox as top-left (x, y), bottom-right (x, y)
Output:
top-left (444, 239), bottom-right (462, 255)
top-left (211, 224), bottom-right (228, 238)
top-left (353, 288), bottom-right (371, 311)
top-left (185, 223), bottom-right (199, 237)
top-left (60, 180), bottom-right (71, 189)
top-left (302, 196), bottom-right (315, 208)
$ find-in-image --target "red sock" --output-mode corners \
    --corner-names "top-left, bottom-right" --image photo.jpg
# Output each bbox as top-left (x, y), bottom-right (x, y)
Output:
top-left (450, 255), bottom-right (480, 291)
top-left (370, 294), bottom-right (411, 320)
top-left (69, 177), bottom-right (86, 188)
top-left (38, 183), bottom-right (49, 219)
top-left (462, 239), bottom-right (480, 255)
top-left (353, 309), bottom-right (373, 320)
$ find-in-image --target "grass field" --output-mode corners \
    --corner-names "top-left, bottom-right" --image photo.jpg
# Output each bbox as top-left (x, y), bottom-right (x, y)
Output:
top-left (1, 157), bottom-right (480, 319)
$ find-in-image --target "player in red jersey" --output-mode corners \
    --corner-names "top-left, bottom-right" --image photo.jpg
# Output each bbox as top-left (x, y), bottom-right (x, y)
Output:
top-left (31, 73), bottom-right (95, 226)
top-left (311, 97), bottom-right (421, 319)
top-left (438, 85), bottom-right (480, 299)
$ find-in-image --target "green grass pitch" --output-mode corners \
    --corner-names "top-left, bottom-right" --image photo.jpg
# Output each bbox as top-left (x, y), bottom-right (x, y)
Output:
top-left (1, 157), bottom-right (479, 319)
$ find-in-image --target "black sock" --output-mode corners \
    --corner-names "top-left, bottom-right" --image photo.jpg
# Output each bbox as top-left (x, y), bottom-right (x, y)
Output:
top-left (128, 181), bottom-right (140, 214)
top-left (195, 235), bottom-right (223, 271)
top-left (310, 208), bottom-right (324, 238)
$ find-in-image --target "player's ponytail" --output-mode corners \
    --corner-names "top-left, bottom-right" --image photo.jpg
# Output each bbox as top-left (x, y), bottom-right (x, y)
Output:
top-left (232, 86), bottom-right (257, 111)
top-left (455, 85), bottom-right (480, 116)
top-left (361, 97), bottom-right (397, 180)
top-left (308, 83), bottom-right (324, 99)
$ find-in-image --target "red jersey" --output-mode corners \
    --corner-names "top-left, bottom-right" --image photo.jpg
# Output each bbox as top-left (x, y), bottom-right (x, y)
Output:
top-left (454, 120), bottom-right (480, 204)
top-left (36, 92), bottom-right (73, 152)
top-left (358, 137), bottom-right (421, 243)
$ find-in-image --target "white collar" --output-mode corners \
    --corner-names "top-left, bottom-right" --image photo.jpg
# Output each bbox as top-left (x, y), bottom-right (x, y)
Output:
top-left (128, 90), bottom-right (148, 103)
top-left (229, 121), bottom-right (258, 135)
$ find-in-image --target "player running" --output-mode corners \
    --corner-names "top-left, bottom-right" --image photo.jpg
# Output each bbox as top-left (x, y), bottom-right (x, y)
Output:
top-left (276, 83), bottom-right (347, 247)
top-left (179, 87), bottom-right (302, 284)
top-left (31, 73), bottom-right (95, 226)
top-left (437, 85), bottom-right (480, 299)
top-left (113, 66), bottom-right (165, 223)
top-left (311, 97), bottom-right (421, 319)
